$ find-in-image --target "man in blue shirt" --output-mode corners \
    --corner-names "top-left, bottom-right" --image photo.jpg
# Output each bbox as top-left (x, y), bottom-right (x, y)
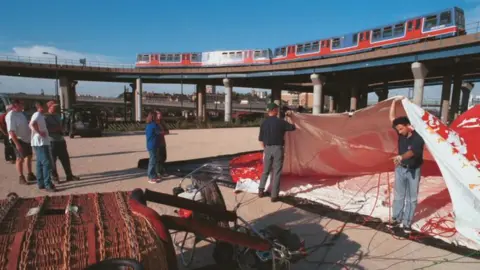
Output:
top-left (258, 103), bottom-right (296, 202)
top-left (145, 112), bottom-right (161, 183)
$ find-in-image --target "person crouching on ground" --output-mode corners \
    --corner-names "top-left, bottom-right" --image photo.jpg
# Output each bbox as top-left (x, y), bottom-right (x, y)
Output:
top-left (0, 105), bottom-right (16, 163)
top-left (387, 97), bottom-right (425, 233)
top-left (29, 102), bottom-right (56, 192)
top-left (257, 103), bottom-right (296, 202)
top-left (6, 99), bottom-right (36, 184)
top-left (45, 100), bottom-right (80, 183)
top-left (145, 111), bottom-right (161, 183)
top-left (155, 110), bottom-right (169, 177)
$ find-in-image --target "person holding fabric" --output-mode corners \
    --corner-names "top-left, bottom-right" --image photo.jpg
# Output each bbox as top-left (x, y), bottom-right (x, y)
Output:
top-left (155, 110), bottom-right (169, 177)
top-left (387, 97), bottom-right (425, 233)
top-left (29, 102), bottom-right (56, 192)
top-left (145, 111), bottom-right (161, 183)
top-left (257, 103), bottom-right (296, 202)
top-left (44, 100), bottom-right (80, 183)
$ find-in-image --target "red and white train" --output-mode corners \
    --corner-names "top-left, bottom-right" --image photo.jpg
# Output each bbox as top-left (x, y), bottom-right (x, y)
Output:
top-left (135, 7), bottom-right (466, 68)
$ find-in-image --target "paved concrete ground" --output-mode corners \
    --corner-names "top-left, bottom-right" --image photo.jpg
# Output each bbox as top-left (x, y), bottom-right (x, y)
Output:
top-left (0, 127), bottom-right (478, 270)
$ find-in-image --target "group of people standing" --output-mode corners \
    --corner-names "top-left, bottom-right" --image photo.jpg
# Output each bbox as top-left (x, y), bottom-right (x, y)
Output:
top-left (0, 99), bottom-right (79, 192)
top-left (145, 110), bottom-right (169, 183)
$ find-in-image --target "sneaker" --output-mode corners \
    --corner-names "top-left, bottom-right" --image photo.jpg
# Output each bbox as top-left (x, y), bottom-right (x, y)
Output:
top-left (66, 175), bottom-right (80, 181)
top-left (403, 226), bottom-right (412, 234)
top-left (45, 186), bottom-right (57, 192)
top-left (386, 220), bottom-right (401, 229)
top-left (52, 174), bottom-right (60, 183)
top-left (148, 178), bottom-right (161, 184)
top-left (258, 189), bottom-right (265, 198)
top-left (27, 173), bottom-right (37, 182)
top-left (19, 175), bottom-right (28, 185)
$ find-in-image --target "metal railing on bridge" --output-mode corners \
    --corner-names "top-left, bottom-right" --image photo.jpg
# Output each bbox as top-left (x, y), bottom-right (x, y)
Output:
top-left (0, 21), bottom-right (479, 70)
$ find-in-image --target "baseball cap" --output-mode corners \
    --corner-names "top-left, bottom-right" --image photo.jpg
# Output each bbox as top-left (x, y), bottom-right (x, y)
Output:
top-left (46, 100), bottom-right (58, 107)
top-left (266, 103), bottom-right (279, 111)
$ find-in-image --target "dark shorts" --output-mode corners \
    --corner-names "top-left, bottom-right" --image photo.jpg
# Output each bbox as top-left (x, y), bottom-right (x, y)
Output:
top-left (10, 139), bottom-right (33, 159)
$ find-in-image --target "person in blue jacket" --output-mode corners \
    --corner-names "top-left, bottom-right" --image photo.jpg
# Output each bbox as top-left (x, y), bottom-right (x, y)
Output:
top-left (145, 111), bottom-right (161, 183)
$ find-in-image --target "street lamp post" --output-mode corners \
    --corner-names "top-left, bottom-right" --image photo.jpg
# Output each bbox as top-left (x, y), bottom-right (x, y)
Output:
top-left (43, 52), bottom-right (59, 102)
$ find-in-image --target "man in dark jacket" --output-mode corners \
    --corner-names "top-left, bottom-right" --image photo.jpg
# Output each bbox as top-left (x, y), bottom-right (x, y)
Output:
top-left (258, 103), bottom-right (296, 202)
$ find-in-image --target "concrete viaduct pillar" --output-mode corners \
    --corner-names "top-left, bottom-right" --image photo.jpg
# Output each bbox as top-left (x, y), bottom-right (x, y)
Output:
top-left (311, 73), bottom-right (325, 115)
top-left (223, 78), bottom-right (232, 122)
top-left (411, 62), bottom-right (428, 106)
top-left (460, 82), bottom-right (474, 114)
top-left (449, 74), bottom-right (462, 122)
top-left (329, 95), bottom-right (336, 113)
top-left (196, 84), bottom-right (206, 122)
top-left (270, 87), bottom-right (282, 118)
top-left (376, 82), bottom-right (389, 102)
top-left (134, 78), bottom-right (143, 122)
top-left (59, 77), bottom-right (78, 111)
top-left (350, 87), bottom-right (359, 111)
top-left (440, 75), bottom-right (451, 124)
top-left (271, 88), bottom-right (282, 106)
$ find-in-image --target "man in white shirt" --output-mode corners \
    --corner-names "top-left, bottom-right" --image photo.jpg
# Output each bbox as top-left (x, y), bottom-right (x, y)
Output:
top-left (29, 102), bottom-right (56, 192)
top-left (6, 99), bottom-right (36, 185)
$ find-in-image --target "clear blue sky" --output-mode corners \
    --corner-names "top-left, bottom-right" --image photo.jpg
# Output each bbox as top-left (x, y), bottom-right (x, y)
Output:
top-left (0, 0), bottom-right (479, 97)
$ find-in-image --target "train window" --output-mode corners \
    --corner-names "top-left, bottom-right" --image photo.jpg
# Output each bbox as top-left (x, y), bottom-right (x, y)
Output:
top-left (296, 44), bottom-right (304, 53)
top-left (353, 34), bottom-right (358, 43)
top-left (359, 33), bottom-right (364, 41)
top-left (222, 52), bottom-right (228, 58)
top-left (407, 21), bottom-right (413, 31)
top-left (166, 54), bottom-right (173, 61)
top-left (137, 55), bottom-right (150, 62)
top-left (365, 32), bottom-right (370, 40)
top-left (191, 54), bottom-right (200, 62)
top-left (440, 11), bottom-right (451, 25)
top-left (332, 38), bottom-right (340, 49)
top-left (275, 47), bottom-right (286, 57)
top-left (174, 54), bottom-right (181, 62)
top-left (394, 24), bottom-right (405, 36)
top-left (383, 27), bottom-right (393, 38)
top-left (372, 29), bottom-right (381, 40)
top-left (424, 15), bottom-right (437, 29)
top-left (235, 52), bottom-right (242, 59)
top-left (304, 43), bottom-right (311, 52)
top-left (312, 41), bottom-right (319, 51)
top-left (415, 19), bottom-right (421, 29)
top-left (326, 40), bottom-right (330, 47)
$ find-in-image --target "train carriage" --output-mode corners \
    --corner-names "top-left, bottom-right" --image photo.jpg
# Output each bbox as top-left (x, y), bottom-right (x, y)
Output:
top-left (136, 52), bottom-right (203, 68)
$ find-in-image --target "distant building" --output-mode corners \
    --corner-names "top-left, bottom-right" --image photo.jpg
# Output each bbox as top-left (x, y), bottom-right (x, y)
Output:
top-left (206, 85), bottom-right (216, 94)
top-left (281, 91), bottom-right (314, 108)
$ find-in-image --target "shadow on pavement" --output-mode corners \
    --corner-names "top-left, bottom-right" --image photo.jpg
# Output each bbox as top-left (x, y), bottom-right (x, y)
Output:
top-left (56, 167), bottom-right (145, 191)
top-left (176, 206), bottom-right (364, 270)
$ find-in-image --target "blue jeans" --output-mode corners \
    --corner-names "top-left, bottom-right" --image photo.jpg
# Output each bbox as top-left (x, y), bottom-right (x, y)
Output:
top-left (392, 166), bottom-right (421, 227)
top-left (147, 149), bottom-right (158, 179)
top-left (33, 145), bottom-right (53, 189)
